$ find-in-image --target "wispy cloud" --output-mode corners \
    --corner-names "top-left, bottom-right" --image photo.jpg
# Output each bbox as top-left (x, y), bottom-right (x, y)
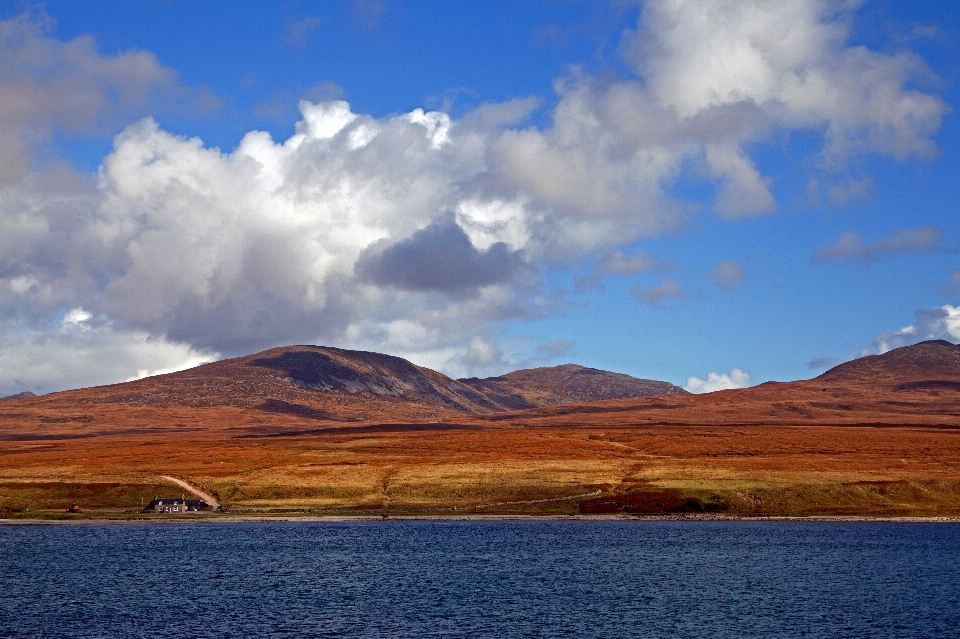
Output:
top-left (286, 16), bottom-right (322, 46)
top-left (536, 339), bottom-right (573, 357)
top-left (252, 81), bottom-right (345, 121)
top-left (351, 0), bottom-right (387, 30)
top-left (630, 280), bottom-right (687, 308)
top-left (814, 226), bottom-right (946, 263)
top-left (575, 251), bottom-right (673, 292)
top-left (939, 270), bottom-right (960, 300)
top-left (711, 260), bottom-right (745, 291)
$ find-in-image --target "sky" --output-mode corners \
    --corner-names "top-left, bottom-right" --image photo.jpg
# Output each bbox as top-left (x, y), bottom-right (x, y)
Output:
top-left (1, 0), bottom-right (959, 396)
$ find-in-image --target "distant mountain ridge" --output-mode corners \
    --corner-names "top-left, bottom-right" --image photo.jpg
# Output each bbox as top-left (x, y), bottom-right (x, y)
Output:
top-left (1, 340), bottom-right (958, 437)
top-left (7, 345), bottom-right (686, 424)
top-left (460, 364), bottom-right (687, 410)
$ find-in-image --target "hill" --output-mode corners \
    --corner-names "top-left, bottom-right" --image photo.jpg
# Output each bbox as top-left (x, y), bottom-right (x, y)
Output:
top-left (817, 339), bottom-right (960, 387)
top-left (460, 364), bottom-right (686, 410)
top-left (484, 340), bottom-right (960, 428)
top-left (0, 345), bottom-right (686, 432)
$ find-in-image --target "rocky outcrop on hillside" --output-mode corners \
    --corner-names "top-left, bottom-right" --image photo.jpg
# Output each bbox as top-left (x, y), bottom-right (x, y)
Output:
top-left (0, 391), bottom-right (37, 402)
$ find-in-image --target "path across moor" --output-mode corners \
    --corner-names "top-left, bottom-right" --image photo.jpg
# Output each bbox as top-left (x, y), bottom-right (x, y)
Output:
top-left (160, 475), bottom-right (220, 509)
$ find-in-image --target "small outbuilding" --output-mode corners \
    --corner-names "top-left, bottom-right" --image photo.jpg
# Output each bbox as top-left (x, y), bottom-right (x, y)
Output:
top-left (185, 499), bottom-right (212, 512)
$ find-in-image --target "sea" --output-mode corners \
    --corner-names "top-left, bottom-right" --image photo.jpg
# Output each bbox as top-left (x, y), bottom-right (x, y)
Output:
top-left (1, 520), bottom-right (958, 638)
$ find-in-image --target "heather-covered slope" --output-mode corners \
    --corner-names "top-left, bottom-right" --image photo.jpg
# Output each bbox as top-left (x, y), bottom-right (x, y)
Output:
top-left (3, 341), bottom-right (960, 519)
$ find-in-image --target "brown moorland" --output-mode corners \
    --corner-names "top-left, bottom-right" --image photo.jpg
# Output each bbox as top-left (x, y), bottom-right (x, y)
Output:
top-left (1, 340), bottom-right (958, 519)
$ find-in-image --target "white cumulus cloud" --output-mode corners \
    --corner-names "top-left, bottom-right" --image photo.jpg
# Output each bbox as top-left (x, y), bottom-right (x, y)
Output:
top-left (0, 4), bottom-right (949, 392)
top-left (684, 367), bottom-right (752, 393)
top-left (0, 318), bottom-right (215, 396)
top-left (871, 305), bottom-right (960, 354)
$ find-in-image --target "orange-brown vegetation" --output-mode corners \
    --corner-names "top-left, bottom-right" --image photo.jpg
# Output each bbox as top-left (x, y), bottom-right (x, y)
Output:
top-left (1, 341), bottom-right (958, 519)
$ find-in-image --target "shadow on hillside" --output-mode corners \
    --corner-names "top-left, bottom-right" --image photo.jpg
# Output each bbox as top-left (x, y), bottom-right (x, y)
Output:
top-left (256, 399), bottom-right (340, 421)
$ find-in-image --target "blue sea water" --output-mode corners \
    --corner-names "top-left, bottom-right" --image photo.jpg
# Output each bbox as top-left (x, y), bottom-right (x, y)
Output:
top-left (1, 520), bottom-right (958, 638)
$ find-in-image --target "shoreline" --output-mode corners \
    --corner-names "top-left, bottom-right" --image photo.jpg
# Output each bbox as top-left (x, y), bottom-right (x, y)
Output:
top-left (3, 513), bottom-right (960, 525)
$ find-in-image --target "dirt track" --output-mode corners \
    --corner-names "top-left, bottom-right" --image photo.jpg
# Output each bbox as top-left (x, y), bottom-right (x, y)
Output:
top-left (160, 475), bottom-right (220, 509)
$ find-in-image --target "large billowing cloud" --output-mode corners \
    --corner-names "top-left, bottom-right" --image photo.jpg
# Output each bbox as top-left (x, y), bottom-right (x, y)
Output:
top-left (624, 0), bottom-right (945, 165)
top-left (0, 308), bottom-right (213, 395)
top-left (0, 2), bottom-right (949, 393)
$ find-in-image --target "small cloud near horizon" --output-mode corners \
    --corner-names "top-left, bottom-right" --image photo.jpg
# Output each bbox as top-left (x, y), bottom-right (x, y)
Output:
top-left (683, 368), bottom-right (751, 393)
top-left (939, 270), bottom-right (960, 300)
top-left (870, 305), bottom-right (960, 354)
top-left (630, 279), bottom-right (687, 308)
top-left (536, 339), bottom-right (573, 357)
top-left (575, 251), bottom-right (673, 292)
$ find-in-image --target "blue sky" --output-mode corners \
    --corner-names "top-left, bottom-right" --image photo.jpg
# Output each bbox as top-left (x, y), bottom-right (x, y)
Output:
top-left (1, 0), bottom-right (959, 395)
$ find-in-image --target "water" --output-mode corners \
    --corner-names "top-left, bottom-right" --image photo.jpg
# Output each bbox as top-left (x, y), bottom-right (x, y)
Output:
top-left (1, 520), bottom-right (958, 638)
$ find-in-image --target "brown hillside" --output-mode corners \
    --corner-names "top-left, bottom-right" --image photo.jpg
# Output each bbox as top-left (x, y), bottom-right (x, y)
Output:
top-left (2, 341), bottom-right (959, 519)
top-left (817, 340), bottom-right (960, 386)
